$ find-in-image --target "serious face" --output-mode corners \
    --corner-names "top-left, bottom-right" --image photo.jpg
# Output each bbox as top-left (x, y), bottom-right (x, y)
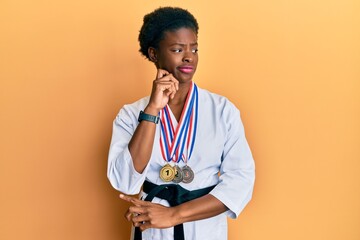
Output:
top-left (151, 27), bottom-right (199, 83)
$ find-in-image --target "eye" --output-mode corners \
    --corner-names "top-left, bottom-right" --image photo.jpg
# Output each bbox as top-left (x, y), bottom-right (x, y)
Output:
top-left (172, 49), bottom-right (182, 53)
top-left (192, 48), bottom-right (198, 53)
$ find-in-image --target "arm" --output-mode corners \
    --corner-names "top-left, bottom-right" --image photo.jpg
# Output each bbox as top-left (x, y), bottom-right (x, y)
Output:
top-left (107, 69), bottom-right (179, 193)
top-left (128, 69), bottom-right (179, 173)
top-left (120, 193), bottom-right (227, 231)
top-left (209, 102), bottom-right (255, 218)
top-left (174, 194), bottom-right (227, 223)
top-left (127, 107), bottom-right (158, 173)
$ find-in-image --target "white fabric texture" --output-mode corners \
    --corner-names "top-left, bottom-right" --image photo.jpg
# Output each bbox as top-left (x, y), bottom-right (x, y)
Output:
top-left (108, 86), bottom-right (255, 240)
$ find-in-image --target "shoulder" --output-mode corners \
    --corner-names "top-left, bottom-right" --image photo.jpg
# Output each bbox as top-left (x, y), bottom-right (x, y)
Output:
top-left (122, 96), bottom-right (150, 112)
top-left (197, 86), bottom-right (240, 115)
top-left (115, 96), bottom-right (150, 122)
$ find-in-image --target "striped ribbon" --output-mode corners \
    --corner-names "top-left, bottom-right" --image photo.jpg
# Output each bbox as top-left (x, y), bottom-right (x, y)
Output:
top-left (159, 82), bottom-right (198, 164)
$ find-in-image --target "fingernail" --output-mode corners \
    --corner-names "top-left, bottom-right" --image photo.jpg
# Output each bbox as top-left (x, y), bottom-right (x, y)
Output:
top-left (120, 194), bottom-right (124, 198)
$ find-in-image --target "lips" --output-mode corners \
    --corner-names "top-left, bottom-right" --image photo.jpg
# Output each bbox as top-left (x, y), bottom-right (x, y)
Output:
top-left (177, 65), bottom-right (194, 74)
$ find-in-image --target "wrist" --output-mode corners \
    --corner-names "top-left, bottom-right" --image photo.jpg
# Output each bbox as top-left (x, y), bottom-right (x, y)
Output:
top-left (138, 110), bottom-right (159, 124)
top-left (144, 105), bottom-right (161, 116)
top-left (171, 205), bottom-right (184, 226)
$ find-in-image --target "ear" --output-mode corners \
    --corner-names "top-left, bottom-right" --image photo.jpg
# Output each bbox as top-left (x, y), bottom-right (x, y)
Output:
top-left (148, 47), bottom-right (157, 62)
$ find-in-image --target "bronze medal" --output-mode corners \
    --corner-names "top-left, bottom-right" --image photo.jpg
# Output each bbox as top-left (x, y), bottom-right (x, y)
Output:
top-left (160, 164), bottom-right (175, 182)
top-left (172, 165), bottom-right (183, 183)
top-left (181, 165), bottom-right (194, 183)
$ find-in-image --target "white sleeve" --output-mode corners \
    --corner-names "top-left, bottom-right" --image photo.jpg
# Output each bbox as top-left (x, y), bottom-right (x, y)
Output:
top-left (210, 102), bottom-right (255, 218)
top-left (107, 106), bottom-right (150, 194)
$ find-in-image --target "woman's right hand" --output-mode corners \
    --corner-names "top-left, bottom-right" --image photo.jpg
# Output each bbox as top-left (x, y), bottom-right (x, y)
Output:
top-left (145, 69), bottom-right (179, 114)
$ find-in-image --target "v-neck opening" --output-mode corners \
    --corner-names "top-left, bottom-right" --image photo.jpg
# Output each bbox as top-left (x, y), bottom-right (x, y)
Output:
top-left (166, 105), bottom-right (179, 128)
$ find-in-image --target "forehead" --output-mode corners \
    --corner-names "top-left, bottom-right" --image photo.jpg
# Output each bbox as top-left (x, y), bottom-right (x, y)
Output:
top-left (161, 27), bottom-right (198, 46)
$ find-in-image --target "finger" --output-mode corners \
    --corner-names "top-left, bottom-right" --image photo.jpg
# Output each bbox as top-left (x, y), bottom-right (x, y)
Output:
top-left (124, 210), bottom-right (132, 221)
top-left (158, 73), bottom-right (176, 82)
top-left (162, 74), bottom-right (179, 87)
top-left (175, 79), bottom-right (179, 90)
top-left (119, 194), bottom-right (147, 206)
top-left (156, 83), bottom-right (176, 95)
top-left (157, 69), bottom-right (170, 79)
top-left (128, 206), bottom-right (147, 215)
top-left (132, 213), bottom-right (149, 224)
top-left (140, 222), bottom-right (152, 232)
top-left (162, 74), bottom-right (179, 91)
top-left (169, 83), bottom-right (177, 98)
top-left (119, 194), bottom-right (135, 203)
top-left (125, 206), bottom-right (146, 222)
top-left (124, 208), bottom-right (141, 222)
top-left (170, 90), bottom-right (177, 99)
top-left (156, 78), bottom-right (177, 92)
top-left (164, 76), bottom-right (177, 91)
top-left (160, 84), bottom-right (172, 92)
top-left (164, 87), bottom-right (176, 99)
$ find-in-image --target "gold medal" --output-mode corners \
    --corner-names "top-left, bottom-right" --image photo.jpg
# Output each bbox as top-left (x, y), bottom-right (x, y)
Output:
top-left (182, 165), bottom-right (194, 183)
top-left (160, 164), bottom-right (175, 182)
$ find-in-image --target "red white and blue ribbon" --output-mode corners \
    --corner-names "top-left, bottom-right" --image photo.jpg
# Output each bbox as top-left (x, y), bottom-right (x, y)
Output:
top-left (159, 82), bottom-right (198, 164)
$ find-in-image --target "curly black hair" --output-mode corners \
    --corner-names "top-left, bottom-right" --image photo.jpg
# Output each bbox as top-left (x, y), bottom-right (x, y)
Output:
top-left (138, 7), bottom-right (199, 60)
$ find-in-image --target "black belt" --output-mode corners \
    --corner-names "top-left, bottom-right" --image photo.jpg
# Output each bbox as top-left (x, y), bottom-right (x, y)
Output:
top-left (134, 180), bottom-right (215, 240)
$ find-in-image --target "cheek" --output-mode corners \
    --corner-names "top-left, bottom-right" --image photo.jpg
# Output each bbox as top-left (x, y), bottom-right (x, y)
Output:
top-left (194, 55), bottom-right (199, 65)
top-left (161, 59), bottom-right (178, 70)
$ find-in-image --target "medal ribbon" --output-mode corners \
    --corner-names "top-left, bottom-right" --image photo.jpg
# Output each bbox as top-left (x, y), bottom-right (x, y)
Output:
top-left (159, 82), bottom-right (198, 163)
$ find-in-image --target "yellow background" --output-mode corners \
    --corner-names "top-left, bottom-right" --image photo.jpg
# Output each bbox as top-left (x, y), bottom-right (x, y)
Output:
top-left (1, 0), bottom-right (359, 239)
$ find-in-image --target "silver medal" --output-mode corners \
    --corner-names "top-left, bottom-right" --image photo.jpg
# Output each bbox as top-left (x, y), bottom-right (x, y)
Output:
top-left (172, 165), bottom-right (183, 183)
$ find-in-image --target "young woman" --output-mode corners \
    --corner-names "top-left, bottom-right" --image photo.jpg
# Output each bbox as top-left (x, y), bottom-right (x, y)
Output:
top-left (108, 7), bottom-right (255, 240)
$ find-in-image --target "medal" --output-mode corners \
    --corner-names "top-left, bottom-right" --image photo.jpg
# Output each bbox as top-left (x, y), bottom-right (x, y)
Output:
top-left (172, 165), bottom-right (183, 183)
top-left (181, 165), bottom-right (194, 183)
top-left (159, 82), bottom-right (198, 183)
top-left (159, 164), bottom-right (175, 182)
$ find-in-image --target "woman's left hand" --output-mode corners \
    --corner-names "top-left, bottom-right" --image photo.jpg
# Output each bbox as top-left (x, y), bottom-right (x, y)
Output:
top-left (120, 194), bottom-right (178, 231)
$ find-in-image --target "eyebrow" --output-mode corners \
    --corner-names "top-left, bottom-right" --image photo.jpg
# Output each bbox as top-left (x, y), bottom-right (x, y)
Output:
top-left (169, 42), bottom-right (198, 47)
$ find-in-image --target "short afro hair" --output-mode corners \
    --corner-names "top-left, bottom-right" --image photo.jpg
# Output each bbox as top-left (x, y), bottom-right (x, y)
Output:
top-left (138, 7), bottom-right (199, 60)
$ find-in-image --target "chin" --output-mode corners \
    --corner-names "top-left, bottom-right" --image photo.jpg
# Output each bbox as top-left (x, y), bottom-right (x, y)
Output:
top-left (178, 77), bottom-right (193, 84)
top-left (176, 73), bottom-right (195, 83)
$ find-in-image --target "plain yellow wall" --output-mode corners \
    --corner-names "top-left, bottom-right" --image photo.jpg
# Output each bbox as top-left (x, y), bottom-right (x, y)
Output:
top-left (1, 0), bottom-right (359, 239)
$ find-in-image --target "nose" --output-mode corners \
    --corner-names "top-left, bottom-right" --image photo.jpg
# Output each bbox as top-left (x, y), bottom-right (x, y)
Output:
top-left (183, 51), bottom-right (193, 63)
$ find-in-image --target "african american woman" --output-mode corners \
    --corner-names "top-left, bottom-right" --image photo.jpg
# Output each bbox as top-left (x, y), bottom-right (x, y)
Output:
top-left (107, 7), bottom-right (255, 240)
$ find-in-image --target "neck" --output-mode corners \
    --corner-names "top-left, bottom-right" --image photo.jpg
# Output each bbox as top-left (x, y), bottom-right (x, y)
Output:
top-left (167, 81), bottom-right (193, 122)
top-left (168, 81), bottom-right (192, 106)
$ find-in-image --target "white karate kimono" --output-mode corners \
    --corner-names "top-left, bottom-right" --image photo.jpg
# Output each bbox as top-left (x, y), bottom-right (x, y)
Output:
top-left (108, 86), bottom-right (255, 240)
